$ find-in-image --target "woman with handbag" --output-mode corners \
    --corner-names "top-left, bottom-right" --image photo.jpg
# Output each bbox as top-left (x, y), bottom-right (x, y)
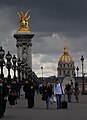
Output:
top-left (8, 80), bottom-right (18, 108)
top-left (43, 82), bottom-right (53, 109)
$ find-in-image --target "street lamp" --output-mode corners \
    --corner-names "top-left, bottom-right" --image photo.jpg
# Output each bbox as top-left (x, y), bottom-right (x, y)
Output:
top-left (0, 46), bottom-right (5, 78)
top-left (80, 55), bottom-right (85, 94)
top-left (76, 66), bottom-right (79, 84)
top-left (28, 66), bottom-right (32, 80)
top-left (12, 55), bottom-right (17, 79)
top-left (32, 71), bottom-right (38, 84)
top-left (17, 58), bottom-right (21, 82)
top-left (76, 66), bottom-right (79, 77)
top-left (5, 51), bottom-right (12, 81)
top-left (41, 66), bottom-right (43, 82)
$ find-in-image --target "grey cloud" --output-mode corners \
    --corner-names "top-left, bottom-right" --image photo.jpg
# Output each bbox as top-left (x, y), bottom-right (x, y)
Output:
top-left (40, 54), bottom-right (57, 64)
top-left (32, 33), bottom-right (68, 54)
top-left (0, 0), bottom-right (87, 35)
top-left (0, 0), bottom-right (87, 77)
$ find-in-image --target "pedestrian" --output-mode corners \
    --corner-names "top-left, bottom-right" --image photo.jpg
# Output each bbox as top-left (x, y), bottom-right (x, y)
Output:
top-left (53, 79), bottom-right (64, 109)
top-left (65, 83), bottom-right (72, 102)
top-left (0, 78), bottom-right (8, 119)
top-left (16, 81), bottom-right (22, 98)
top-left (43, 82), bottom-right (53, 109)
top-left (8, 80), bottom-right (18, 108)
top-left (23, 80), bottom-right (35, 108)
top-left (73, 82), bottom-right (79, 103)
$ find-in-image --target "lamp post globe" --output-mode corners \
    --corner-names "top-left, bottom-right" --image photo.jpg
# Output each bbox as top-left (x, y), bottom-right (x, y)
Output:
top-left (80, 55), bottom-right (85, 94)
top-left (5, 51), bottom-right (12, 62)
top-left (12, 55), bottom-right (17, 79)
top-left (0, 46), bottom-right (5, 58)
top-left (5, 51), bottom-right (12, 81)
top-left (17, 58), bottom-right (21, 82)
top-left (0, 46), bottom-right (5, 78)
top-left (76, 66), bottom-right (79, 85)
top-left (76, 66), bottom-right (79, 77)
top-left (41, 66), bottom-right (43, 82)
top-left (76, 66), bottom-right (79, 74)
top-left (28, 66), bottom-right (32, 80)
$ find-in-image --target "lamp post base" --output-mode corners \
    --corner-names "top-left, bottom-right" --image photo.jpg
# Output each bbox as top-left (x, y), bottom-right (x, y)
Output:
top-left (0, 74), bottom-right (4, 78)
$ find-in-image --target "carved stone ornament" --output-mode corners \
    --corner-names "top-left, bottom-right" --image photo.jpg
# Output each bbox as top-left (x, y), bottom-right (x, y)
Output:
top-left (22, 47), bottom-right (27, 62)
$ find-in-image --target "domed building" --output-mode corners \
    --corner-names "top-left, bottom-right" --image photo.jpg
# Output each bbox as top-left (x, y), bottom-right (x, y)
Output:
top-left (57, 44), bottom-right (75, 77)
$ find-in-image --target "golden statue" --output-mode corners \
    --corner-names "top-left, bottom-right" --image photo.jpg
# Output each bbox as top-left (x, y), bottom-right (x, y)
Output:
top-left (17, 10), bottom-right (31, 32)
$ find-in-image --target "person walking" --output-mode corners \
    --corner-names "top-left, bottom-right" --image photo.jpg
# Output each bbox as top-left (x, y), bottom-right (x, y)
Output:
top-left (23, 80), bottom-right (35, 108)
top-left (8, 80), bottom-right (18, 108)
top-left (65, 83), bottom-right (72, 102)
top-left (73, 82), bottom-right (79, 103)
top-left (43, 82), bottom-right (53, 109)
top-left (0, 78), bottom-right (8, 119)
top-left (53, 79), bottom-right (64, 109)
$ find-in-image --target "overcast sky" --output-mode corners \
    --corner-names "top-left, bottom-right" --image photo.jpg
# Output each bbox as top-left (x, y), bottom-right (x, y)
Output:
top-left (1, 0), bottom-right (87, 77)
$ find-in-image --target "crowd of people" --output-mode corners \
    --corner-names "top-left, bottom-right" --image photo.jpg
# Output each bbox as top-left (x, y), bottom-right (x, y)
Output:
top-left (0, 78), bottom-right (79, 119)
top-left (0, 78), bottom-right (21, 118)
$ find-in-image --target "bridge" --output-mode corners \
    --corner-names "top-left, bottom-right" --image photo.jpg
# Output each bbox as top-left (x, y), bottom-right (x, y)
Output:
top-left (4, 94), bottom-right (87, 120)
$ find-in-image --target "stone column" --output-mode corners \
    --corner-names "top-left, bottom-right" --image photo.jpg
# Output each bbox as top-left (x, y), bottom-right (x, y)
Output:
top-left (14, 32), bottom-right (35, 68)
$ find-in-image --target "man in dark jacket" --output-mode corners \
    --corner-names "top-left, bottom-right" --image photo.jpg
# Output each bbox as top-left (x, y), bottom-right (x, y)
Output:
top-left (0, 79), bottom-right (9, 118)
top-left (65, 83), bottom-right (72, 102)
top-left (23, 80), bottom-right (35, 108)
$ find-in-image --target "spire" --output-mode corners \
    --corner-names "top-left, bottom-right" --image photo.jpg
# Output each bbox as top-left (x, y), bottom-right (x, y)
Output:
top-left (63, 40), bottom-right (68, 54)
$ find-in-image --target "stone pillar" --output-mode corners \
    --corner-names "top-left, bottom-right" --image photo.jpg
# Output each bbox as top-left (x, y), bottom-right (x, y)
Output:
top-left (14, 32), bottom-right (34, 68)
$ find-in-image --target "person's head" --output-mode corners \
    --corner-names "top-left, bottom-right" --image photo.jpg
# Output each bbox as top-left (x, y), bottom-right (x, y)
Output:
top-left (56, 79), bottom-right (60, 83)
top-left (46, 82), bottom-right (51, 87)
top-left (12, 80), bottom-right (16, 84)
top-left (25, 80), bottom-right (29, 84)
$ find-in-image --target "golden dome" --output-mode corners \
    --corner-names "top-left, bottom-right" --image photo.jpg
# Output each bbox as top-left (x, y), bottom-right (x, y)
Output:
top-left (59, 45), bottom-right (73, 63)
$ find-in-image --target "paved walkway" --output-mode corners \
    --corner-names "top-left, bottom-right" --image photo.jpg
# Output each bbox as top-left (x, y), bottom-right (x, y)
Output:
top-left (3, 94), bottom-right (87, 120)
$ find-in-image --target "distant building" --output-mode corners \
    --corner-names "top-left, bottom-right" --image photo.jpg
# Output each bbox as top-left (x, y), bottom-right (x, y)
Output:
top-left (57, 43), bottom-right (75, 77)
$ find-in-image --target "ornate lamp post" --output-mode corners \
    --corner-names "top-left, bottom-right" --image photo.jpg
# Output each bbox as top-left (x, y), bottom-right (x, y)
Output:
top-left (0, 46), bottom-right (5, 78)
top-left (80, 55), bottom-right (85, 94)
top-left (28, 66), bottom-right (32, 80)
top-left (17, 58), bottom-right (21, 82)
top-left (76, 66), bottom-right (79, 84)
top-left (12, 55), bottom-right (17, 79)
top-left (24, 63), bottom-right (28, 79)
top-left (32, 71), bottom-right (38, 83)
top-left (74, 72), bottom-right (76, 81)
top-left (5, 51), bottom-right (12, 81)
top-left (41, 66), bottom-right (43, 82)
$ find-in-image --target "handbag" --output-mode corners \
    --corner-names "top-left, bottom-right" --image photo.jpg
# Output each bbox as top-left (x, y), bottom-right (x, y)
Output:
top-left (10, 91), bottom-right (17, 97)
top-left (53, 96), bottom-right (56, 102)
top-left (50, 98), bottom-right (53, 104)
top-left (41, 92), bottom-right (48, 101)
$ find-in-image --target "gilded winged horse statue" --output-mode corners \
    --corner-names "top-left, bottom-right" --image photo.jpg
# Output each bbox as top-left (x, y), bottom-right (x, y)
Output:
top-left (17, 10), bottom-right (31, 32)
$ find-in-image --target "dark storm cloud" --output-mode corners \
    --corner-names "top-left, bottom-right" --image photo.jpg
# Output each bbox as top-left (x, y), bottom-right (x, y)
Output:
top-left (1, 0), bottom-right (87, 33)
top-left (0, 0), bottom-right (87, 76)
top-left (0, 0), bottom-right (87, 54)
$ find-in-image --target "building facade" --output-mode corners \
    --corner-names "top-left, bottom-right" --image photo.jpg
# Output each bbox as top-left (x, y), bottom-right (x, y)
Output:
top-left (57, 44), bottom-right (75, 77)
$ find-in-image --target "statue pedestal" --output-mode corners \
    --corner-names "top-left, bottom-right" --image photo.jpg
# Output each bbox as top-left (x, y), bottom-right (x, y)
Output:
top-left (14, 32), bottom-right (35, 68)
